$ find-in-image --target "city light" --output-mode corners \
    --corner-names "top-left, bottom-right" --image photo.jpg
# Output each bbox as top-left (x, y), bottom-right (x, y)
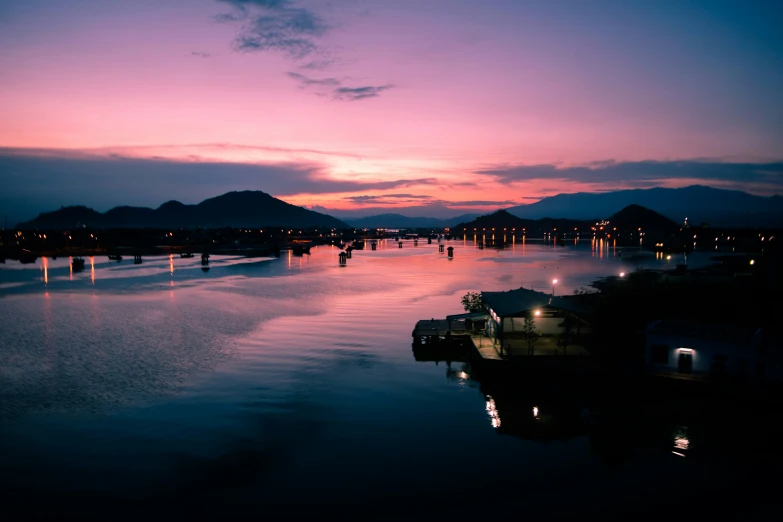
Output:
top-left (619, 272), bottom-right (625, 277)
top-left (534, 310), bottom-right (541, 316)
top-left (750, 259), bottom-right (755, 265)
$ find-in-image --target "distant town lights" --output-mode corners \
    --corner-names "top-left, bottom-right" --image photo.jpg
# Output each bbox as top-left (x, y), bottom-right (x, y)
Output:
top-left (619, 272), bottom-right (625, 277)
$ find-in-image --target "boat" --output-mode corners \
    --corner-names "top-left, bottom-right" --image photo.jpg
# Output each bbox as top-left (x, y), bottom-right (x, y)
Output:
top-left (18, 250), bottom-right (37, 264)
top-left (180, 252), bottom-right (195, 258)
top-left (292, 245), bottom-right (311, 256)
top-left (108, 254), bottom-right (122, 262)
top-left (72, 257), bottom-right (86, 271)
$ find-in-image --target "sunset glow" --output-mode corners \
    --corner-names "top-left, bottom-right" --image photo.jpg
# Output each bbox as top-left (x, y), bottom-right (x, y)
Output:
top-left (2, 0), bottom-right (782, 223)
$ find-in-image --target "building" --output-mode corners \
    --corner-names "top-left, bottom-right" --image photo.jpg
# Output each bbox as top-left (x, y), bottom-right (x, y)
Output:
top-left (480, 287), bottom-right (592, 356)
top-left (645, 320), bottom-right (763, 378)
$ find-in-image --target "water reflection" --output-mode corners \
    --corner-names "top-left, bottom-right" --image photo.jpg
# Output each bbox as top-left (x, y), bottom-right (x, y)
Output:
top-left (672, 425), bottom-right (689, 457)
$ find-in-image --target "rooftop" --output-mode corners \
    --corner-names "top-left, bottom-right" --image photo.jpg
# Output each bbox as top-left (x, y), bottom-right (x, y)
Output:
top-left (481, 287), bottom-right (590, 317)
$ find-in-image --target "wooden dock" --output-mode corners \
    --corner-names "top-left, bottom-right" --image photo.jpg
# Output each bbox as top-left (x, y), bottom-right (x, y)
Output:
top-left (411, 312), bottom-right (486, 345)
top-left (470, 336), bottom-right (503, 360)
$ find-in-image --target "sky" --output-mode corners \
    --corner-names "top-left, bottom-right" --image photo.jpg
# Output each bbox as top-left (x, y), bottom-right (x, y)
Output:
top-left (1, 0), bottom-right (782, 222)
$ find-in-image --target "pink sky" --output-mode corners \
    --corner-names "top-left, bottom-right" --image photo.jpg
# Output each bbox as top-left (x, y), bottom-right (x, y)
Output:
top-left (1, 0), bottom-right (781, 216)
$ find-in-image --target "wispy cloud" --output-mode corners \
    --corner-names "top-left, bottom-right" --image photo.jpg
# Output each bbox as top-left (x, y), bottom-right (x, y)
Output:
top-left (286, 71), bottom-right (340, 87)
top-left (215, 0), bottom-right (328, 59)
top-left (191, 51), bottom-right (211, 58)
top-left (0, 149), bottom-right (437, 222)
top-left (333, 84), bottom-right (394, 101)
top-left (343, 194), bottom-right (434, 204)
top-left (478, 160), bottom-right (783, 189)
top-left (288, 71), bottom-right (394, 101)
top-left (215, 1), bottom-right (395, 100)
top-left (298, 58), bottom-right (337, 70)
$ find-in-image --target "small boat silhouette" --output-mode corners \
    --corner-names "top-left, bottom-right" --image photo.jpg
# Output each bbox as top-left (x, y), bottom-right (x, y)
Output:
top-left (72, 257), bottom-right (86, 271)
top-left (18, 250), bottom-right (37, 264)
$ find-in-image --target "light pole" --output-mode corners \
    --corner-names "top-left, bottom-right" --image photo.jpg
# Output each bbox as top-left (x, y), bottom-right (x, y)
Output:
top-left (552, 278), bottom-right (558, 296)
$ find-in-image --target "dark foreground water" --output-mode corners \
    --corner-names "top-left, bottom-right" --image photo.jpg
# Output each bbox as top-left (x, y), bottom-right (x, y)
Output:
top-left (1, 240), bottom-right (780, 521)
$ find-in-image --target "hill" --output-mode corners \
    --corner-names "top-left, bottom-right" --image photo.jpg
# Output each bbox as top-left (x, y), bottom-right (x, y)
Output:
top-left (17, 191), bottom-right (348, 229)
top-left (506, 185), bottom-right (783, 227)
top-left (452, 209), bottom-right (588, 233)
top-left (345, 213), bottom-right (479, 228)
top-left (608, 204), bottom-right (679, 234)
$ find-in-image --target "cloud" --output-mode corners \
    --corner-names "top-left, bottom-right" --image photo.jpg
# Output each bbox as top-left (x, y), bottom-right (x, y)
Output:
top-left (286, 71), bottom-right (340, 87)
top-left (215, 0), bottom-right (328, 59)
top-left (298, 58), bottom-right (337, 70)
top-left (215, 1), bottom-right (395, 100)
top-left (191, 51), bottom-right (211, 58)
top-left (0, 149), bottom-right (435, 222)
top-left (287, 72), bottom-right (394, 101)
top-left (342, 194), bottom-right (434, 204)
top-left (442, 200), bottom-right (517, 207)
top-left (333, 84), bottom-right (393, 101)
top-left (477, 160), bottom-right (783, 189)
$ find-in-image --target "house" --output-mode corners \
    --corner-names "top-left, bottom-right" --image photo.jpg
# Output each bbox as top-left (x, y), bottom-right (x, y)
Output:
top-left (645, 320), bottom-right (763, 378)
top-left (480, 287), bottom-right (592, 356)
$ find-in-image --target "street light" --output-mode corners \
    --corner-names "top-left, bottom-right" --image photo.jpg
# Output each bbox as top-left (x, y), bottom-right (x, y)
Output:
top-left (552, 278), bottom-right (558, 296)
top-left (619, 272), bottom-right (625, 278)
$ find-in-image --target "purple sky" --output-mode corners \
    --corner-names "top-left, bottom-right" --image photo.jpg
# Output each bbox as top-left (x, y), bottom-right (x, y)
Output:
top-left (1, 0), bottom-right (782, 221)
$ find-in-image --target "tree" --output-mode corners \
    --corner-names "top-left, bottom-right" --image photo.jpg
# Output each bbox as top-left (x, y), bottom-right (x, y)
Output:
top-left (522, 313), bottom-right (539, 355)
top-left (558, 316), bottom-right (575, 356)
top-left (461, 292), bottom-right (484, 313)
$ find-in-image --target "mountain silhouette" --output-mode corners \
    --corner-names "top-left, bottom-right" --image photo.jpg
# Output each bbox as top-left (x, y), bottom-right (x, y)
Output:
top-left (345, 213), bottom-right (479, 228)
top-left (608, 204), bottom-right (679, 234)
top-left (506, 185), bottom-right (782, 227)
top-left (17, 191), bottom-right (348, 229)
top-left (452, 209), bottom-right (587, 233)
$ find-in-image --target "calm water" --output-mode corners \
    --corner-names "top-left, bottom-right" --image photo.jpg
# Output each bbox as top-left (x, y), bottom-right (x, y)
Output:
top-left (0, 240), bottom-right (778, 520)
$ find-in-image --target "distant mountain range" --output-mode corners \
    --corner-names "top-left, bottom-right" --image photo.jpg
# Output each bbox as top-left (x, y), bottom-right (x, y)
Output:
top-left (14, 185), bottom-right (782, 231)
top-left (506, 185), bottom-right (783, 227)
top-left (17, 191), bottom-right (348, 229)
top-left (344, 213), bottom-right (479, 229)
top-left (453, 205), bottom-right (680, 236)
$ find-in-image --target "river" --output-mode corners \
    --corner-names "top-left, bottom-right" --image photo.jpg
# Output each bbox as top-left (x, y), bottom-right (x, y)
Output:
top-left (0, 239), bottom-right (777, 520)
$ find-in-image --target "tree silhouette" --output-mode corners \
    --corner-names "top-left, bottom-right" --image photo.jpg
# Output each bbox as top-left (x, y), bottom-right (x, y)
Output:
top-left (558, 315), bottom-right (575, 356)
top-left (522, 313), bottom-right (539, 355)
top-left (461, 292), bottom-right (484, 312)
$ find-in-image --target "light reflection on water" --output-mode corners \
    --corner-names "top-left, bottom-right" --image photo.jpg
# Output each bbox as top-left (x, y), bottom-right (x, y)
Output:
top-left (0, 242), bottom-right (766, 519)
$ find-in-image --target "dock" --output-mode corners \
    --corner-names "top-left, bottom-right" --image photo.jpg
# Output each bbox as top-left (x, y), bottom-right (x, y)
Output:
top-left (413, 314), bottom-right (603, 376)
top-left (412, 312), bottom-right (486, 345)
top-left (470, 335), bottom-right (503, 360)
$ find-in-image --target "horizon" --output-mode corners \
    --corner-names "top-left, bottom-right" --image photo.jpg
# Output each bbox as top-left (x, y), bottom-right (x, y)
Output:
top-left (2, 1), bottom-right (783, 224)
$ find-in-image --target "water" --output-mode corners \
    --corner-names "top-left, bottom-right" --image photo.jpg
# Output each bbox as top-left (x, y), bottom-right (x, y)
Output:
top-left (0, 240), bottom-right (778, 520)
